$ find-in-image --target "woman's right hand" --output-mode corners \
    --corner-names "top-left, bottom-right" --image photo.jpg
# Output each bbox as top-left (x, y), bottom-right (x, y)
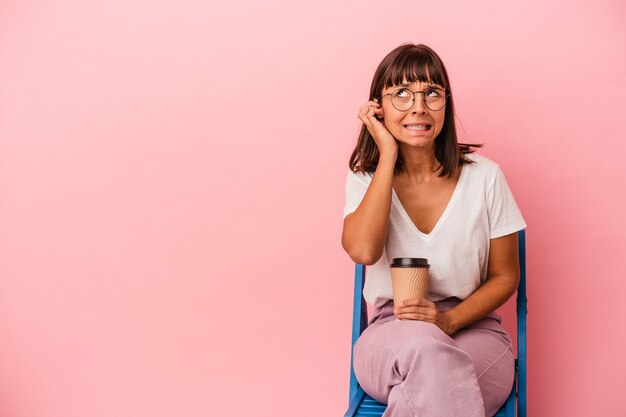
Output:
top-left (358, 98), bottom-right (398, 156)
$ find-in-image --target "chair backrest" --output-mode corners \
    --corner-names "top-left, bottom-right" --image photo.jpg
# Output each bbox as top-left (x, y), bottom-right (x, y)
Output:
top-left (517, 230), bottom-right (527, 416)
top-left (348, 230), bottom-right (527, 416)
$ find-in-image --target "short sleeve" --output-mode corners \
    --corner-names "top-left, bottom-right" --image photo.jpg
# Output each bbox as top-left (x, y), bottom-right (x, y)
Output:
top-left (342, 169), bottom-right (372, 220)
top-left (486, 166), bottom-right (527, 238)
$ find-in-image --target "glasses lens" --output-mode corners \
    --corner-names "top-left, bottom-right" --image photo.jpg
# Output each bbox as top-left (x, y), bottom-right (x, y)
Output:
top-left (391, 88), bottom-right (414, 111)
top-left (424, 88), bottom-right (446, 111)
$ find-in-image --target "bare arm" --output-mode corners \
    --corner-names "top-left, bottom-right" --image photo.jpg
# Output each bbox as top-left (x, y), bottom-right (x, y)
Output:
top-left (341, 151), bottom-right (397, 265)
top-left (342, 98), bottom-right (398, 265)
top-left (444, 232), bottom-right (520, 333)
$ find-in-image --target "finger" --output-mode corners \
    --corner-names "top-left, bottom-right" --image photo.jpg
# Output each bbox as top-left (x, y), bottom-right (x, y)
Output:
top-left (359, 103), bottom-right (379, 117)
top-left (359, 101), bottom-right (380, 112)
top-left (400, 302), bottom-right (427, 310)
top-left (415, 297), bottom-right (435, 307)
top-left (358, 107), bottom-right (374, 127)
top-left (397, 312), bottom-right (434, 322)
top-left (358, 105), bottom-right (370, 118)
top-left (412, 306), bottom-right (437, 318)
top-left (365, 107), bottom-right (383, 127)
top-left (367, 107), bottom-right (381, 121)
top-left (399, 298), bottom-right (421, 307)
top-left (369, 101), bottom-right (382, 112)
top-left (359, 112), bottom-right (374, 131)
top-left (397, 304), bottom-right (434, 316)
top-left (358, 102), bottom-right (381, 121)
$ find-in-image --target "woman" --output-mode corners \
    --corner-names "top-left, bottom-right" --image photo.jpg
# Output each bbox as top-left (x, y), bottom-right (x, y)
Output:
top-left (341, 43), bottom-right (526, 417)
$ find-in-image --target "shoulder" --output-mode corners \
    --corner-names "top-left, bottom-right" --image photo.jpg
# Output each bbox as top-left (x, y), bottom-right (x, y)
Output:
top-left (462, 152), bottom-right (502, 179)
top-left (346, 168), bottom-right (374, 184)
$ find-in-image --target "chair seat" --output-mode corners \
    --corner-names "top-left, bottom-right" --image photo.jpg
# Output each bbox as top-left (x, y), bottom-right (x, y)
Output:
top-left (344, 387), bottom-right (385, 417)
top-left (357, 395), bottom-right (386, 416)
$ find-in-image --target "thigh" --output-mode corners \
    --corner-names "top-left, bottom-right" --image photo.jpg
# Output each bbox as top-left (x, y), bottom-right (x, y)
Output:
top-left (353, 306), bottom-right (459, 403)
top-left (355, 302), bottom-right (455, 354)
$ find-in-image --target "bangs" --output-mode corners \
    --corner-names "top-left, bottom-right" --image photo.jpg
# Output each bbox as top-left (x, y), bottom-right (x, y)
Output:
top-left (381, 48), bottom-right (447, 90)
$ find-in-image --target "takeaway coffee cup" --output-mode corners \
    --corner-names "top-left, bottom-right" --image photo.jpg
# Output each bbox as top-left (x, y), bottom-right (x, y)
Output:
top-left (390, 258), bottom-right (430, 309)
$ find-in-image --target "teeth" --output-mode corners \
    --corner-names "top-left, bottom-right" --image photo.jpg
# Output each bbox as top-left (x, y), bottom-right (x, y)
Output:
top-left (405, 124), bottom-right (430, 130)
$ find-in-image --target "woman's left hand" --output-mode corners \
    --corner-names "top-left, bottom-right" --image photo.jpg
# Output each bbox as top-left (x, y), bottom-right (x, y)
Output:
top-left (394, 298), bottom-right (457, 336)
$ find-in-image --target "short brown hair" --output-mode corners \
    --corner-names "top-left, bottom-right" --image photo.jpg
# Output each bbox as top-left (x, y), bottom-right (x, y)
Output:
top-left (349, 43), bottom-right (481, 177)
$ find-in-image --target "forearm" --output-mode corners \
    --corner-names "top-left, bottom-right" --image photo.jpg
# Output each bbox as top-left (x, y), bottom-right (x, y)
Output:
top-left (444, 232), bottom-right (521, 333)
top-left (341, 151), bottom-right (397, 265)
top-left (445, 274), bottom-right (519, 334)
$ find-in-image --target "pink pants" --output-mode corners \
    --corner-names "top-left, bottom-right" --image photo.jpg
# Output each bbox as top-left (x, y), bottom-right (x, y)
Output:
top-left (353, 298), bottom-right (514, 417)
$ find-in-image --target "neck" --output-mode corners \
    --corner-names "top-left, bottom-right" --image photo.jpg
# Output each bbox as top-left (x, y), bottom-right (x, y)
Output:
top-left (397, 143), bottom-right (440, 181)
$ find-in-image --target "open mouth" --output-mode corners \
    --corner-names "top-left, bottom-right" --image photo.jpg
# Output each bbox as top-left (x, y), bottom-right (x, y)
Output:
top-left (403, 123), bottom-right (432, 131)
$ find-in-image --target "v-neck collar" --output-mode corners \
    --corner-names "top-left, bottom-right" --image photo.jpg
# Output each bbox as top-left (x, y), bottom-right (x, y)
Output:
top-left (391, 164), bottom-right (467, 239)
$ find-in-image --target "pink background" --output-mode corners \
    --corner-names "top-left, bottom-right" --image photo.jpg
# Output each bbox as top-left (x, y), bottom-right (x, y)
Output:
top-left (1, 1), bottom-right (625, 416)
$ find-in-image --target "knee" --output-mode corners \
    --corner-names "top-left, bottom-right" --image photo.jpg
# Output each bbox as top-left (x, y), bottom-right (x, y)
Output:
top-left (479, 349), bottom-right (515, 416)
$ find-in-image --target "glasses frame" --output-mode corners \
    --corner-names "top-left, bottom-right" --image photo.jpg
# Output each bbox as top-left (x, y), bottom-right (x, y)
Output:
top-left (377, 86), bottom-right (449, 112)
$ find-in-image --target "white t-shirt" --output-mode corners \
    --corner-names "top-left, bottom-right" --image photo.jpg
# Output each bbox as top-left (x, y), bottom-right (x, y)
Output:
top-left (342, 153), bottom-right (527, 308)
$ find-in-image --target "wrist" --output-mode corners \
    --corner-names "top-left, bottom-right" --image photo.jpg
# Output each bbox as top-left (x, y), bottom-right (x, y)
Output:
top-left (379, 149), bottom-right (398, 162)
top-left (443, 310), bottom-right (461, 335)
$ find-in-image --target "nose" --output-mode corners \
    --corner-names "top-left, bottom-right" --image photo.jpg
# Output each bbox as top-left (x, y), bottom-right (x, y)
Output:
top-left (410, 92), bottom-right (428, 114)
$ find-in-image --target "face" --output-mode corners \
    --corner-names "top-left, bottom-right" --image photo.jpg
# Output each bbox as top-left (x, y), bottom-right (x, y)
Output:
top-left (378, 79), bottom-right (446, 150)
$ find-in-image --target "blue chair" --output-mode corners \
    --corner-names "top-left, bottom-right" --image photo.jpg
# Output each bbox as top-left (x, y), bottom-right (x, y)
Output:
top-left (344, 230), bottom-right (527, 417)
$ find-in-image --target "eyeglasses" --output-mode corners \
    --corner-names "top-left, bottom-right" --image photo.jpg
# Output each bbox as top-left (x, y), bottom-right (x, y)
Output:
top-left (378, 87), bottom-right (448, 112)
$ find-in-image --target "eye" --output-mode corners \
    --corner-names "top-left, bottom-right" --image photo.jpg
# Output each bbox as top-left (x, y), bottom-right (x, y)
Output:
top-left (394, 88), bottom-right (411, 98)
top-left (426, 88), bottom-right (442, 97)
